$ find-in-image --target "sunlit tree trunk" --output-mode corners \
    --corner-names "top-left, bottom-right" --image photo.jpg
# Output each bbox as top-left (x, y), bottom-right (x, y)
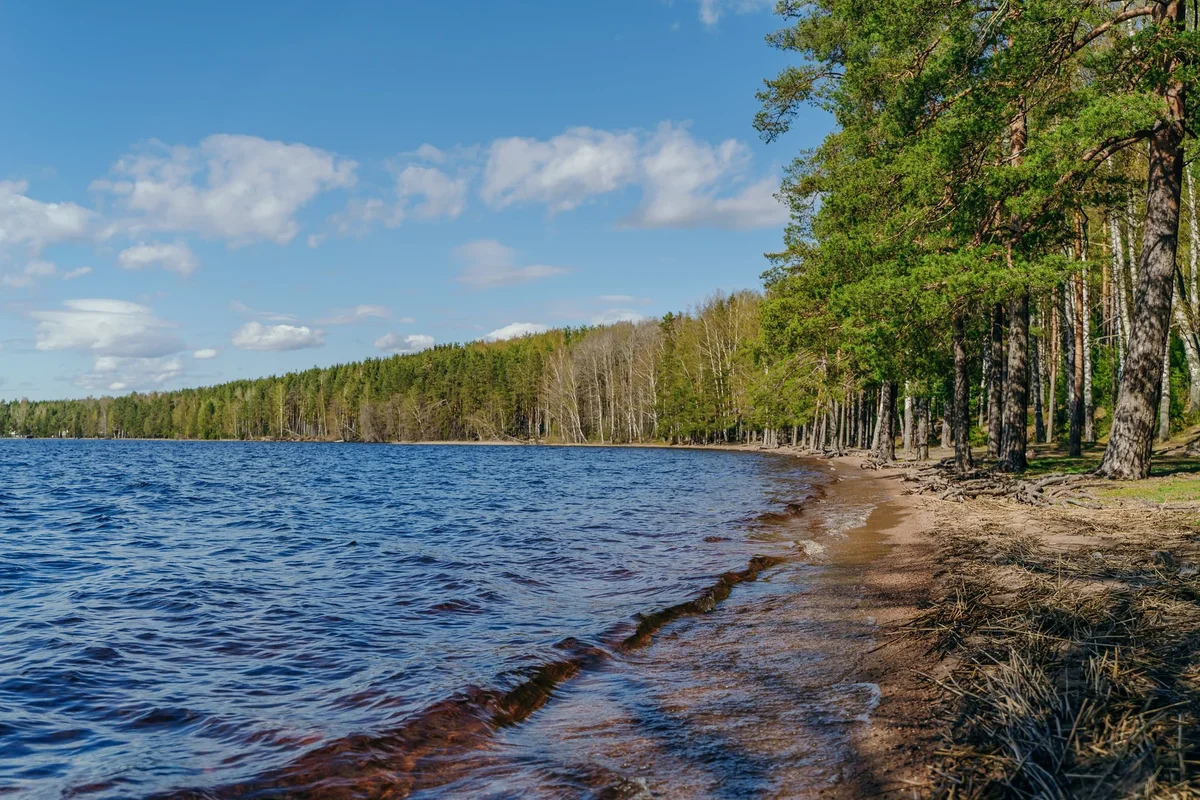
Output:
top-left (874, 381), bottom-right (897, 461)
top-left (1100, 0), bottom-right (1186, 478)
top-left (1000, 291), bottom-right (1030, 471)
top-left (987, 304), bottom-right (1005, 458)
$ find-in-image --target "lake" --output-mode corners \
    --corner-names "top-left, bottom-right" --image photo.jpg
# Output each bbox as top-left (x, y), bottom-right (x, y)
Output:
top-left (0, 441), bottom-right (886, 798)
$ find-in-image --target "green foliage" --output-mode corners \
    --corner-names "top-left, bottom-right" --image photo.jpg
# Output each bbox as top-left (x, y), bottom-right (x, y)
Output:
top-left (1, 292), bottom-right (830, 446)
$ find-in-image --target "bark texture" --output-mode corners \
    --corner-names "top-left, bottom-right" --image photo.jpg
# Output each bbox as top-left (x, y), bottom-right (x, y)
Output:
top-left (1000, 294), bottom-right (1030, 471)
top-left (875, 381), bottom-right (897, 462)
top-left (987, 304), bottom-right (1005, 458)
top-left (953, 312), bottom-right (973, 473)
top-left (1099, 0), bottom-right (1186, 478)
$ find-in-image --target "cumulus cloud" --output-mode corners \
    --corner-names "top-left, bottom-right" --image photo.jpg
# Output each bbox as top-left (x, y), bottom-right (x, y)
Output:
top-left (481, 127), bottom-right (639, 212)
top-left (117, 241), bottom-right (198, 275)
top-left (696, 0), bottom-right (772, 26)
top-left (62, 266), bottom-right (93, 280)
top-left (193, 348), bottom-right (218, 359)
top-left (484, 322), bottom-right (549, 341)
top-left (77, 355), bottom-right (184, 392)
top-left (476, 123), bottom-right (786, 229)
top-left (31, 299), bottom-right (184, 358)
top-left (92, 134), bottom-right (357, 245)
top-left (397, 166), bottom-right (467, 220)
top-left (317, 304), bottom-right (395, 325)
top-left (625, 124), bottom-right (788, 229)
top-left (453, 240), bottom-right (567, 290)
top-left (231, 321), bottom-right (324, 351)
top-left (0, 180), bottom-right (93, 252)
top-left (332, 158), bottom-right (466, 234)
top-left (374, 332), bottom-right (434, 354)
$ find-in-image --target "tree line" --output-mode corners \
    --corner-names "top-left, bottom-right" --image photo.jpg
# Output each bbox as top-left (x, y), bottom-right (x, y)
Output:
top-left (754, 0), bottom-right (1197, 478)
top-left (1, 293), bottom-right (797, 445)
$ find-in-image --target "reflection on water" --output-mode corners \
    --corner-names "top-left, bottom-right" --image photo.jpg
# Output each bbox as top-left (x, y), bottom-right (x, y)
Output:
top-left (2, 441), bottom-right (844, 799)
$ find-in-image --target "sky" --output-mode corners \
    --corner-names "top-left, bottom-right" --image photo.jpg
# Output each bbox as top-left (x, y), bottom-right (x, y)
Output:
top-left (0, 0), bottom-right (832, 401)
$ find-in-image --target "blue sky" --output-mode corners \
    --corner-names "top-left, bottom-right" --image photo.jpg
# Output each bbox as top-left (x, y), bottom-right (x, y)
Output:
top-left (0, 0), bottom-right (831, 400)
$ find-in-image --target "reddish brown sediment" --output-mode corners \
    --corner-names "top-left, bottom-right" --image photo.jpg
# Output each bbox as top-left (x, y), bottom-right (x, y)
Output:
top-left (619, 554), bottom-right (786, 650)
top-left (157, 450), bottom-right (949, 800)
top-left (158, 553), bottom-right (793, 799)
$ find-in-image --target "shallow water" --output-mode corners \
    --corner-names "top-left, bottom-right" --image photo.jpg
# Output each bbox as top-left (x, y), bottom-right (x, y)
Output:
top-left (0, 441), bottom-right (860, 799)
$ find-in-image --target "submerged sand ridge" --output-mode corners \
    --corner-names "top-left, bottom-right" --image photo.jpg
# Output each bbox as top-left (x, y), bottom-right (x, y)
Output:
top-left (398, 459), bottom-right (941, 798)
top-left (145, 447), bottom-right (940, 799)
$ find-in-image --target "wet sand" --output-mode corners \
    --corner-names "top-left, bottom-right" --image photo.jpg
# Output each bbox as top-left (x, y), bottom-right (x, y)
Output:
top-left (412, 453), bottom-right (945, 798)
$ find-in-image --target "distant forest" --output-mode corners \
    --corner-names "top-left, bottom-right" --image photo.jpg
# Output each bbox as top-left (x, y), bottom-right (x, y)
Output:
top-left (1, 292), bottom-right (819, 446)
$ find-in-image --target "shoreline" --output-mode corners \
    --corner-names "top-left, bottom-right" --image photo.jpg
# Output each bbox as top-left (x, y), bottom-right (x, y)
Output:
top-left (818, 452), bottom-right (1200, 795)
top-left (800, 456), bottom-right (945, 797)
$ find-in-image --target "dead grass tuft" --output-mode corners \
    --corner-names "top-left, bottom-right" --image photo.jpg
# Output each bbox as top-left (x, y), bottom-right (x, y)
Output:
top-left (910, 504), bottom-right (1200, 798)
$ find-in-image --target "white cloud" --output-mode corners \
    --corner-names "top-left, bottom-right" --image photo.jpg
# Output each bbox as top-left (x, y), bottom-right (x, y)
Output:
top-left (231, 321), bottom-right (324, 351)
top-left (332, 162), bottom-right (466, 234)
top-left (453, 239), bottom-right (567, 289)
top-left (475, 123), bottom-right (785, 229)
top-left (696, 0), bottom-right (772, 27)
top-left (397, 165), bottom-right (467, 220)
top-left (481, 127), bottom-right (640, 212)
top-left (484, 322), bottom-right (549, 341)
top-left (374, 332), bottom-right (434, 354)
top-left (2, 259), bottom-right (58, 288)
top-left (77, 355), bottom-right (184, 392)
top-left (25, 260), bottom-right (57, 277)
top-left (1, 274), bottom-right (33, 288)
top-left (62, 266), bottom-right (93, 280)
top-left (624, 124), bottom-right (788, 229)
top-left (0, 180), bottom-right (93, 252)
top-left (591, 309), bottom-right (647, 325)
top-left (306, 233), bottom-right (326, 249)
top-left (92, 134), bottom-right (357, 245)
top-left (31, 299), bottom-right (184, 357)
top-left (117, 241), bottom-right (198, 275)
top-left (230, 300), bottom-right (297, 322)
top-left (317, 304), bottom-right (393, 325)
top-left (193, 348), bottom-right (219, 359)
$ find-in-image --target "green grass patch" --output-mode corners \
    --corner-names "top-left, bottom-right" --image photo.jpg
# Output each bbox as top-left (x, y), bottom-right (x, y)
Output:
top-left (1095, 473), bottom-right (1200, 504)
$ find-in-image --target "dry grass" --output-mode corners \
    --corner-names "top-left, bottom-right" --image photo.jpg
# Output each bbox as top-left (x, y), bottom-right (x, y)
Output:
top-left (909, 503), bottom-right (1200, 798)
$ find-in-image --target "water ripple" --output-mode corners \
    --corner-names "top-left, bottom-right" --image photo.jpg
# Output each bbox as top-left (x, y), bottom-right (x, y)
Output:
top-left (0, 441), bottom-right (813, 798)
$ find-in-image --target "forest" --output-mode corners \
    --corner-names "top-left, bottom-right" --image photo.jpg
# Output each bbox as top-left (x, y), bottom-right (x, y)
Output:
top-left (4, 0), bottom-right (1198, 481)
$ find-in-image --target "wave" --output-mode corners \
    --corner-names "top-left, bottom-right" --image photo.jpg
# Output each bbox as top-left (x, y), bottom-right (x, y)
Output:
top-left (154, 553), bottom-right (788, 799)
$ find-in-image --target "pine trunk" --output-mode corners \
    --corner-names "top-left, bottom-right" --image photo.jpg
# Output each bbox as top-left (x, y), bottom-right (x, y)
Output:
top-left (875, 381), bottom-right (897, 462)
top-left (953, 312), bottom-right (973, 473)
top-left (1048, 292), bottom-right (1059, 442)
top-left (1070, 272), bottom-right (1085, 458)
top-left (1099, 0), bottom-right (1185, 478)
top-left (916, 398), bottom-right (930, 461)
top-left (1032, 325), bottom-right (1046, 443)
top-left (1000, 293), bottom-right (1030, 471)
top-left (1159, 335), bottom-right (1172, 441)
top-left (903, 389), bottom-right (913, 454)
top-left (987, 303), bottom-right (1005, 458)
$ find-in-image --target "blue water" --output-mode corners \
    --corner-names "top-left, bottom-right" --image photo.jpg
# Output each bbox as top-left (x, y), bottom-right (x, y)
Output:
top-left (0, 441), bottom-right (815, 798)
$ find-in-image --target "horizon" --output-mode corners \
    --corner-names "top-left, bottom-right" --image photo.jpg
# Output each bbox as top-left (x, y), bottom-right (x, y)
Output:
top-left (0, 1), bottom-right (832, 402)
